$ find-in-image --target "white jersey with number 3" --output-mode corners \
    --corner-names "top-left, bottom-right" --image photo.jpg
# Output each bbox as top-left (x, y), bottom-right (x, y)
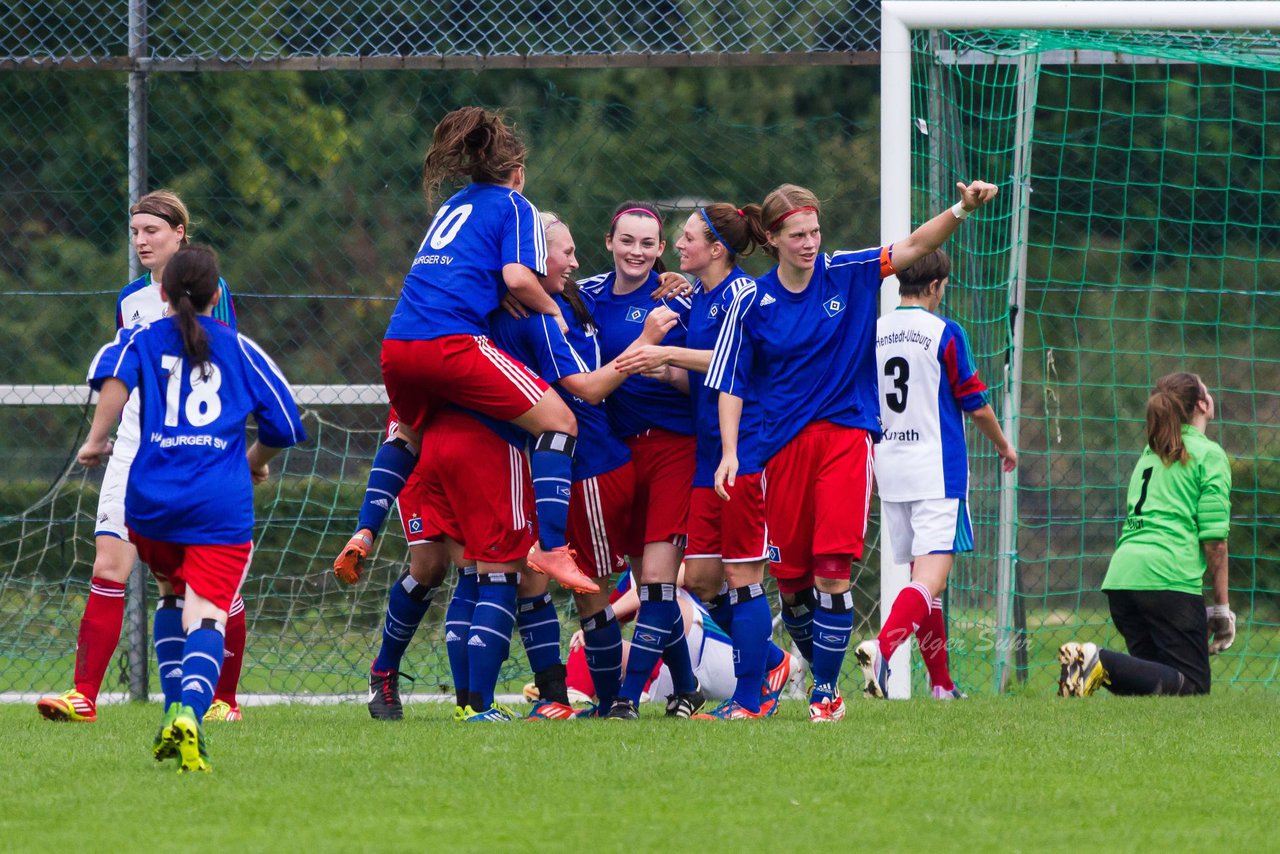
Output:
top-left (874, 307), bottom-right (989, 502)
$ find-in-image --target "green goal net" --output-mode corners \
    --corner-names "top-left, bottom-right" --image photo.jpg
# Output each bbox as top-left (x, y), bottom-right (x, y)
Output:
top-left (914, 29), bottom-right (1280, 694)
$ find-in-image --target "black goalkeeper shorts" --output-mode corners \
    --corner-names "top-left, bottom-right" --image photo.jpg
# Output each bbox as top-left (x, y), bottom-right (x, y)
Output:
top-left (1105, 588), bottom-right (1211, 695)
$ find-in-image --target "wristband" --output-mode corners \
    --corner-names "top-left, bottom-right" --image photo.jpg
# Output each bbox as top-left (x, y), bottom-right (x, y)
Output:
top-left (950, 202), bottom-right (971, 221)
top-left (1208, 604), bottom-right (1232, 617)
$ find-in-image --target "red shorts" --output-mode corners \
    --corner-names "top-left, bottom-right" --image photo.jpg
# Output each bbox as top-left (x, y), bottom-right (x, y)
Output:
top-left (686, 472), bottom-right (767, 562)
top-left (765, 421), bottom-right (873, 586)
top-left (623, 429), bottom-right (696, 555)
top-left (129, 531), bottom-right (253, 613)
top-left (566, 462), bottom-right (635, 579)
top-left (381, 334), bottom-right (549, 434)
top-left (386, 409), bottom-right (445, 546)
top-left (417, 410), bottom-right (536, 564)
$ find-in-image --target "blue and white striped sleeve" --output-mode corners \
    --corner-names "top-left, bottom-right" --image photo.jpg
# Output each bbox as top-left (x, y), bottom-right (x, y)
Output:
top-left (237, 334), bottom-right (307, 448)
top-left (86, 326), bottom-right (142, 392)
top-left (502, 191), bottom-right (548, 276)
top-left (705, 278), bottom-right (758, 397)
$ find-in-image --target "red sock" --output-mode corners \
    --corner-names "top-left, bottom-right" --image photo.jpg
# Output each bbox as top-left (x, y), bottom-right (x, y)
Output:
top-left (73, 579), bottom-right (127, 701)
top-left (877, 582), bottom-right (931, 661)
top-left (213, 597), bottom-right (247, 705)
top-left (565, 644), bottom-right (595, 699)
top-left (916, 596), bottom-right (955, 691)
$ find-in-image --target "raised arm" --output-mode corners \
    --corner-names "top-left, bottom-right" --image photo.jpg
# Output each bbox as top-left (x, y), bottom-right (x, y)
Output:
top-left (890, 181), bottom-right (999, 273)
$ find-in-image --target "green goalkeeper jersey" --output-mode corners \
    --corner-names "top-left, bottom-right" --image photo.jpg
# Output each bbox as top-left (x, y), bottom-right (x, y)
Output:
top-left (1103, 425), bottom-right (1231, 595)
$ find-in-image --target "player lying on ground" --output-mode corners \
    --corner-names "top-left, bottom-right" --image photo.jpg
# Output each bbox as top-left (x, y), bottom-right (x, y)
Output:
top-left (38, 190), bottom-right (248, 725)
top-left (333, 106), bottom-right (594, 596)
top-left (1059, 372), bottom-right (1234, 697)
top-left (857, 243), bottom-right (1016, 700)
top-left (79, 245), bottom-right (304, 770)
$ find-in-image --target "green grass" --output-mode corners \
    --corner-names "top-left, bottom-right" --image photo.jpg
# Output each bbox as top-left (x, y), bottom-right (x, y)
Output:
top-left (2, 695), bottom-right (1276, 851)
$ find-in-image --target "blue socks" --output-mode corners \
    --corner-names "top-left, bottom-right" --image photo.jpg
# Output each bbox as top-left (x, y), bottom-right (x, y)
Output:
top-left (706, 584), bottom-right (734, 634)
top-left (530, 432), bottom-right (576, 549)
top-left (373, 569), bottom-right (436, 673)
top-left (663, 607), bottom-right (699, 695)
top-left (180, 620), bottom-right (225, 720)
top-left (780, 586), bottom-right (816, 664)
top-left (728, 584), bottom-right (771, 713)
top-left (466, 572), bottom-right (518, 711)
top-left (810, 590), bottom-right (854, 702)
top-left (444, 566), bottom-right (478, 708)
top-left (765, 640), bottom-right (786, 672)
top-left (619, 584), bottom-right (678, 704)
top-left (517, 592), bottom-right (562, 674)
top-left (153, 596), bottom-right (185, 708)
top-left (357, 437), bottom-right (417, 536)
top-left (581, 607), bottom-right (623, 710)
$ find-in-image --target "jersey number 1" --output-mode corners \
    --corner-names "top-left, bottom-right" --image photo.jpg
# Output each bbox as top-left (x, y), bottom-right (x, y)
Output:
top-left (161, 355), bottom-right (223, 428)
top-left (884, 357), bottom-right (910, 413)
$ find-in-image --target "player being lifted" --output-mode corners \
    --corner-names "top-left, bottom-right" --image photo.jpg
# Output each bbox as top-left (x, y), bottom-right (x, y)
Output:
top-left (1059, 372), bottom-right (1233, 697)
top-left (857, 245), bottom-right (1016, 699)
top-left (712, 182), bottom-right (998, 718)
top-left (79, 246), bottom-right (304, 770)
top-left (38, 191), bottom-right (247, 725)
top-left (332, 106), bottom-right (594, 595)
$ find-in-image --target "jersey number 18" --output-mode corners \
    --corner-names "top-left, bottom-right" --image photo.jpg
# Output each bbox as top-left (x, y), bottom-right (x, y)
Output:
top-left (161, 355), bottom-right (223, 428)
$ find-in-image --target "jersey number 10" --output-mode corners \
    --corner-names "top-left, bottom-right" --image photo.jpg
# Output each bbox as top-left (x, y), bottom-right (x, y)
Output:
top-left (417, 203), bottom-right (474, 252)
top-left (161, 355), bottom-right (223, 428)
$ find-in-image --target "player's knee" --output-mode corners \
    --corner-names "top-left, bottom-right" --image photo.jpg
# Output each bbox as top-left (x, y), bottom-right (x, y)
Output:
top-left (91, 549), bottom-right (134, 583)
top-left (813, 574), bottom-right (851, 596)
top-left (683, 575), bottom-right (721, 604)
top-left (408, 546), bottom-right (448, 587)
top-left (574, 589), bottom-right (610, 616)
top-left (539, 403), bottom-right (577, 437)
top-left (517, 570), bottom-right (550, 598)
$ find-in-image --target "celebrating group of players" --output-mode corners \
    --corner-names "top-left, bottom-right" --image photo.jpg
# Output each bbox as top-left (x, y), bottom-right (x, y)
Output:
top-left (34, 104), bottom-right (1015, 770)
top-left (329, 106), bottom-right (1014, 723)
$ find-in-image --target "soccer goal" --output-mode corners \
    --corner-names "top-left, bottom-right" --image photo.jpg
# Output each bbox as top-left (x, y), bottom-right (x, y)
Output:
top-left (879, 2), bottom-right (1280, 696)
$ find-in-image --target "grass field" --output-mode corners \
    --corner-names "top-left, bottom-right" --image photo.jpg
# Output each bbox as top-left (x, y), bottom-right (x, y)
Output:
top-left (2, 695), bottom-right (1276, 852)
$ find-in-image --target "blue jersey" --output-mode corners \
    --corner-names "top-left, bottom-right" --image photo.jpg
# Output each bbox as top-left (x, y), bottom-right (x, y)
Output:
top-left (713, 249), bottom-right (888, 464)
top-left (579, 271), bottom-right (695, 439)
top-left (688, 268), bottom-right (765, 487)
top-left (385, 183), bottom-right (547, 340)
top-left (87, 317), bottom-right (306, 544)
top-left (116, 272), bottom-right (237, 331)
top-left (489, 292), bottom-right (630, 481)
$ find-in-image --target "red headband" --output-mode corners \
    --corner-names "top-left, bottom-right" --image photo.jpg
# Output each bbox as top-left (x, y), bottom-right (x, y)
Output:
top-left (611, 207), bottom-right (661, 225)
top-left (767, 205), bottom-right (818, 232)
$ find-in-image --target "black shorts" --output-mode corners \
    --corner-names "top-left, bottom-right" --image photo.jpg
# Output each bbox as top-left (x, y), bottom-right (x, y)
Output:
top-left (1106, 588), bottom-right (1211, 695)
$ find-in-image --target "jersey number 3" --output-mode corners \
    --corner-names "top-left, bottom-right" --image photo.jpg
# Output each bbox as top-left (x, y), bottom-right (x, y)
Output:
top-left (161, 355), bottom-right (223, 427)
top-left (884, 356), bottom-right (910, 413)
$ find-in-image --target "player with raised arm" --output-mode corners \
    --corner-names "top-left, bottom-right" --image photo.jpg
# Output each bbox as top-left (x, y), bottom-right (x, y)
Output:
top-left (1058, 372), bottom-right (1233, 697)
top-left (491, 212), bottom-right (678, 719)
top-left (712, 182), bottom-right (996, 720)
top-left (37, 191), bottom-right (247, 725)
top-left (574, 201), bottom-right (706, 719)
top-left (78, 246), bottom-right (304, 770)
top-left (856, 248), bottom-right (1016, 700)
top-left (616, 204), bottom-right (783, 720)
top-left (331, 107), bottom-right (594, 597)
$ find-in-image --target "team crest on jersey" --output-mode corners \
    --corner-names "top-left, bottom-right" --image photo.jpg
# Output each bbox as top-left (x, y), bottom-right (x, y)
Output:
top-left (709, 305), bottom-right (719, 318)
top-left (627, 306), bottom-right (647, 323)
top-left (823, 297), bottom-right (845, 317)
top-left (408, 517), bottom-right (423, 535)
top-left (767, 544), bottom-right (781, 563)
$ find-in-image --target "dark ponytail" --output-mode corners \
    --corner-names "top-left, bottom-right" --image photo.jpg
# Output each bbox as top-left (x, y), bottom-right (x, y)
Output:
top-left (699, 203), bottom-right (767, 261)
top-left (1145, 371), bottom-right (1205, 465)
top-left (162, 246), bottom-right (221, 379)
top-left (422, 107), bottom-right (528, 208)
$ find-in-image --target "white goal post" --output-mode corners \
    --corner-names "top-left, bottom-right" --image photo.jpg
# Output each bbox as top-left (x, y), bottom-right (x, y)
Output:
top-left (878, 1), bottom-right (1280, 698)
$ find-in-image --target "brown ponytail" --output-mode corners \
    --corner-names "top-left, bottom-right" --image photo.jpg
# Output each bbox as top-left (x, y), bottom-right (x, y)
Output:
top-left (699, 203), bottom-right (767, 261)
top-left (162, 246), bottom-right (221, 379)
top-left (1145, 372), bottom-right (1205, 465)
top-left (422, 107), bottom-right (528, 208)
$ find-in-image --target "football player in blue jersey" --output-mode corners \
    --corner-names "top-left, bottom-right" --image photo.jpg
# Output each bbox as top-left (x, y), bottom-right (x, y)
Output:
top-left (332, 107), bottom-right (595, 597)
top-left (38, 191), bottom-right (248, 726)
top-left (79, 245), bottom-right (304, 769)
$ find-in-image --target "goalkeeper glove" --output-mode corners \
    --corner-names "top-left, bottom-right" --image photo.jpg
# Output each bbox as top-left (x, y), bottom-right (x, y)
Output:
top-left (1206, 604), bottom-right (1236, 654)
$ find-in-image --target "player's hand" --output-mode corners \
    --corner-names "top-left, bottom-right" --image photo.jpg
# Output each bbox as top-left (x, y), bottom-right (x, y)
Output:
top-left (1207, 604), bottom-right (1236, 654)
top-left (957, 180), bottom-right (998, 212)
top-left (77, 438), bottom-right (113, 468)
top-left (501, 293), bottom-right (530, 320)
top-left (714, 453), bottom-right (738, 501)
top-left (998, 443), bottom-right (1018, 472)
top-left (650, 272), bottom-right (694, 300)
top-left (569, 629), bottom-right (585, 652)
top-left (553, 311), bottom-right (569, 335)
top-left (250, 462), bottom-right (270, 485)
top-left (615, 344), bottom-right (667, 375)
top-left (641, 365), bottom-right (672, 382)
top-left (640, 306), bottom-right (679, 343)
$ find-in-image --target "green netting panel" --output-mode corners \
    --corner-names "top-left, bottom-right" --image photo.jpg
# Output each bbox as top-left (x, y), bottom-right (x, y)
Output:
top-left (914, 31), bottom-right (1280, 693)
